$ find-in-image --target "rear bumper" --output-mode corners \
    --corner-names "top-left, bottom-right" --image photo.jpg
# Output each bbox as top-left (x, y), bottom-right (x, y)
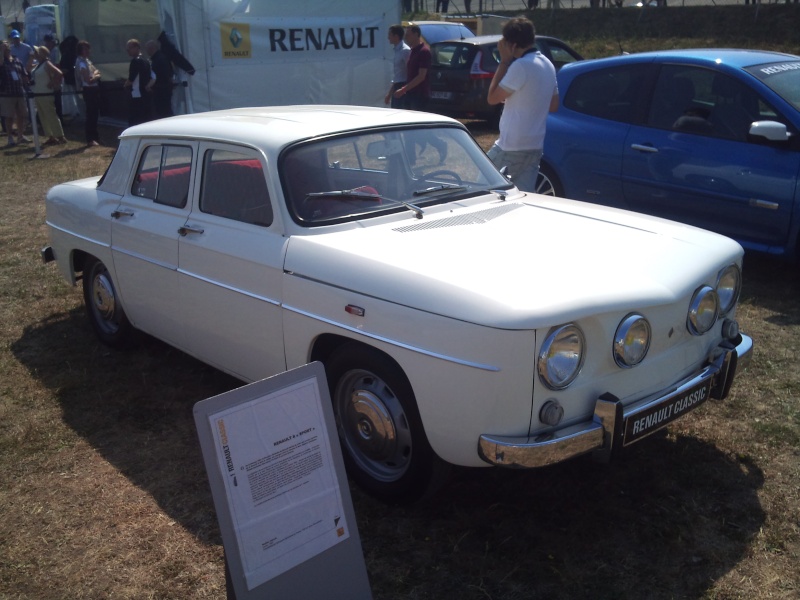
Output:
top-left (478, 333), bottom-right (753, 468)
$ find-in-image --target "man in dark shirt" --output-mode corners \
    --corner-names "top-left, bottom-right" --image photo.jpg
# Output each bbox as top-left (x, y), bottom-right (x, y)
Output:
top-left (123, 39), bottom-right (153, 125)
top-left (145, 39), bottom-right (174, 119)
top-left (393, 24), bottom-right (431, 111)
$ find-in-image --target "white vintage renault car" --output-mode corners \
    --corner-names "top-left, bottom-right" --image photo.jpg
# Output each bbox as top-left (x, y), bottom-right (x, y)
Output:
top-left (43, 106), bottom-right (752, 503)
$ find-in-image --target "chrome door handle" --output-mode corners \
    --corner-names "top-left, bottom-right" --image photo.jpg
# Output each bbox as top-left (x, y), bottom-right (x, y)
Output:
top-left (111, 209), bottom-right (134, 218)
top-left (630, 144), bottom-right (658, 153)
top-left (178, 225), bottom-right (205, 236)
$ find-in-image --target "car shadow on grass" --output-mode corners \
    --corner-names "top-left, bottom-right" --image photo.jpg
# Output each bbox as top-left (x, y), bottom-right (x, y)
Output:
top-left (11, 307), bottom-right (240, 546)
top-left (13, 308), bottom-right (766, 600)
top-left (357, 434), bottom-right (765, 600)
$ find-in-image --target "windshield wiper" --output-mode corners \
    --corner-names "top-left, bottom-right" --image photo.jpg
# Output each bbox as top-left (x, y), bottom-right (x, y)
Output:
top-left (306, 188), bottom-right (424, 219)
top-left (306, 188), bottom-right (381, 200)
top-left (412, 183), bottom-right (467, 197)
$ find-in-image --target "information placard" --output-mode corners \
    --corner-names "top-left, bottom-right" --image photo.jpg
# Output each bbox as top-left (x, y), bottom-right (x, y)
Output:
top-left (194, 362), bottom-right (371, 599)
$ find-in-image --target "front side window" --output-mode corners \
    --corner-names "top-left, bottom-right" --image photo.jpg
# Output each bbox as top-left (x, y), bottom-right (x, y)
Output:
top-left (131, 144), bottom-right (192, 208)
top-left (281, 126), bottom-right (510, 226)
top-left (200, 149), bottom-right (273, 227)
top-left (648, 65), bottom-right (776, 142)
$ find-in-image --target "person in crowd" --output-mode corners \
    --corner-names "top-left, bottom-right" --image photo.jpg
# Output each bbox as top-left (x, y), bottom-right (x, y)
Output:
top-left (394, 24), bottom-right (448, 164)
top-left (75, 39), bottom-right (102, 147)
top-left (145, 39), bottom-right (173, 119)
top-left (393, 24), bottom-right (432, 111)
top-left (31, 46), bottom-right (66, 145)
top-left (9, 29), bottom-right (34, 72)
top-left (58, 35), bottom-right (79, 120)
top-left (486, 16), bottom-right (558, 192)
top-left (1, 39), bottom-right (31, 146)
top-left (123, 39), bottom-right (154, 125)
top-left (384, 24), bottom-right (410, 109)
top-left (42, 34), bottom-right (63, 123)
top-left (436, 0), bottom-right (450, 12)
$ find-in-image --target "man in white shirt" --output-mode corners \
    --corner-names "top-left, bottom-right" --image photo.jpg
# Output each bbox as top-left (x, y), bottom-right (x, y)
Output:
top-left (384, 24), bottom-right (410, 109)
top-left (487, 17), bottom-right (558, 193)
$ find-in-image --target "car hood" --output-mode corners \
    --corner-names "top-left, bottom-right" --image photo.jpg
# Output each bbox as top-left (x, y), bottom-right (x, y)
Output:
top-left (284, 195), bottom-right (743, 329)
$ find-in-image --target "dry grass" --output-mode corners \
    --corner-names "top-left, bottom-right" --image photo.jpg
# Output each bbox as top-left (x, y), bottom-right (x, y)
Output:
top-left (1, 78), bottom-right (799, 598)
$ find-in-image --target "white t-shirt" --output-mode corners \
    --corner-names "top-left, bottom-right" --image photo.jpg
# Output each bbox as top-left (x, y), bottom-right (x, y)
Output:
top-left (496, 49), bottom-right (558, 152)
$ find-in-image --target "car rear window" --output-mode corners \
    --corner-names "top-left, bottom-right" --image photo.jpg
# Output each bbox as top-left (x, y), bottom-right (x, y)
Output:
top-left (420, 23), bottom-right (473, 45)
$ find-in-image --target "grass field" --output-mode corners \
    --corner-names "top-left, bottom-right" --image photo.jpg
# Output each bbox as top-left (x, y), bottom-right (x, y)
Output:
top-left (1, 15), bottom-right (799, 595)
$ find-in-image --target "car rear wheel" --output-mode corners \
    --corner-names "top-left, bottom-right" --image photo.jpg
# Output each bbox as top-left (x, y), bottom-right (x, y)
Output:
top-left (326, 343), bottom-right (449, 504)
top-left (82, 257), bottom-right (133, 348)
top-left (535, 162), bottom-right (564, 197)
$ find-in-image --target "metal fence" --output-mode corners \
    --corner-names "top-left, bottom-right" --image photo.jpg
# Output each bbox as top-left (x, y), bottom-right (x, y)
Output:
top-left (404, 0), bottom-right (797, 11)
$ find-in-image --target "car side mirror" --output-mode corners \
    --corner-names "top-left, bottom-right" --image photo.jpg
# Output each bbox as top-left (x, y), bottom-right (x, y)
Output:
top-left (749, 120), bottom-right (791, 143)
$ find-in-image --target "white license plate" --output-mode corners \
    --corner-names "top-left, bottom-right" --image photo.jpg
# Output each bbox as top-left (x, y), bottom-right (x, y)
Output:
top-left (430, 91), bottom-right (452, 100)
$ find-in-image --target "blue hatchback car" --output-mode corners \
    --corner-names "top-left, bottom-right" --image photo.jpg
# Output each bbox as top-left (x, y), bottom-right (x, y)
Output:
top-left (541, 49), bottom-right (800, 259)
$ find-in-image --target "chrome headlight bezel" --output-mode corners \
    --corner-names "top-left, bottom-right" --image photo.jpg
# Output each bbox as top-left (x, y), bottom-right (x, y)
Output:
top-left (613, 313), bottom-right (652, 368)
top-left (687, 285), bottom-right (720, 336)
top-left (538, 324), bottom-right (586, 390)
top-left (716, 264), bottom-right (742, 315)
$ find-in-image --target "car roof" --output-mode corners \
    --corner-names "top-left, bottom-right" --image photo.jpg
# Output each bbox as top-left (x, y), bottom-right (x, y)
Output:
top-left (564, 48), bottom-right (799, 72)
top-left (119, 105), bottom-right (460, 150)
top-left (430, 34), bottom-right (564, 47)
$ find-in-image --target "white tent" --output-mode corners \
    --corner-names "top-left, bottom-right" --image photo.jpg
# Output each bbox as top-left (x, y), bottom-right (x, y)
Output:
top-left (57, 0), bottom-right (398, 115)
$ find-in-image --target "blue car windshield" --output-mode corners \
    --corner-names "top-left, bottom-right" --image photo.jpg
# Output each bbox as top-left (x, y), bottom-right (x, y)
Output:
top-left (746, 61), bottom-right (800, 111)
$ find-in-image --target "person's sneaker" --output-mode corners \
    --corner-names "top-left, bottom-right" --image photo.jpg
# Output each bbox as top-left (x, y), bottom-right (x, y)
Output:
top-left (17, 135), bottom-right (31, 143)
top-left (5, 137), bottom-right (16, 147)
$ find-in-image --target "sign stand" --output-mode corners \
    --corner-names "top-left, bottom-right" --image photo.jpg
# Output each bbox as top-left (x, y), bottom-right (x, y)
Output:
top-left (194, 362), bottom-right (372, 599)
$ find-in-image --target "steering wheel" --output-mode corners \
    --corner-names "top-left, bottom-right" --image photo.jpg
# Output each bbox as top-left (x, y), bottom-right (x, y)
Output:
top-left (425, 170), bottom-right (463, 185)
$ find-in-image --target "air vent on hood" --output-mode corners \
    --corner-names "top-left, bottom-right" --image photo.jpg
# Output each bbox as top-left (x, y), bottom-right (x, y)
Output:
top-left (393, 203), bottom-right (523, 233)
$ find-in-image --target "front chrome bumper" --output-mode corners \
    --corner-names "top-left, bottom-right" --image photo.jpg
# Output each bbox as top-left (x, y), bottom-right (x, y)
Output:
top-left (478, 333), bottom-right (753, 469)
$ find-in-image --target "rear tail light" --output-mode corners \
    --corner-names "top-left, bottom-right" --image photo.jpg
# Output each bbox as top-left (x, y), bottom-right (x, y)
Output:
top-left (469, 50), bottom-right (494, 80)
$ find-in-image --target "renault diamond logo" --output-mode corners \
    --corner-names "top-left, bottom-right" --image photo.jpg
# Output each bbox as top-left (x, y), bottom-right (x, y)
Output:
top-left (229, 28), bottom-right (243, 48)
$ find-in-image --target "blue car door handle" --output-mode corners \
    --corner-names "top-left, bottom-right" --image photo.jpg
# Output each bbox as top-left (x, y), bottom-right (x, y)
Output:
top-left (631, 143), bottom-right (659, 153)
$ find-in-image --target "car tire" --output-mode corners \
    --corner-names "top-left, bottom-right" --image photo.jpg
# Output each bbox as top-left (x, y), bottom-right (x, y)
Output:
top-left (535, 162), bottom-right (564, 197)
top-left (82, 256), bottom-right (134, 348)
top-left (326, 343), bottom-right (449, 504)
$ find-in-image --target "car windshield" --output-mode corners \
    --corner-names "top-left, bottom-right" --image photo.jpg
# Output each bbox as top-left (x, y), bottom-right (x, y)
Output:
top-left (746, 60), bottom-right (800, 111)
top-left (281, 126), bottom-right (511, 225)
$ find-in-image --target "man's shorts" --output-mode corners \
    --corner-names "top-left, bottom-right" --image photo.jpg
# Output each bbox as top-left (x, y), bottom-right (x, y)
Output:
top-left (0, 95), bottom-right (27, 120)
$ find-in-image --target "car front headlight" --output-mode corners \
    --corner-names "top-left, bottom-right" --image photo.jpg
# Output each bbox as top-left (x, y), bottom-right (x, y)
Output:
top-left (716, 264), bottom-right (741, 315)
top-left (687, 285), bottom-right (719, 335)
top-left (538, 324), bottom-right (585, 390)
top-left (613, 313), bottom-right (651, 368)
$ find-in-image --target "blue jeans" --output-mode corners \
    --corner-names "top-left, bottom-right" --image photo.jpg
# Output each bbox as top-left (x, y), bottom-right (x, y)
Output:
top-left (487, 145), bottom-right (543, 192)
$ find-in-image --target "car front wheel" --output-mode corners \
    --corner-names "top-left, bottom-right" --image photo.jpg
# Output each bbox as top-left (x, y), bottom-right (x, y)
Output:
top-left (326, 343), bottom-right (448, 504)
top-left (82, 257), bottom-right (133, 348)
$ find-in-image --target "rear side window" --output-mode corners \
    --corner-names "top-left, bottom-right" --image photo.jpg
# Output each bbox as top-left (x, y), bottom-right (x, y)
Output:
top-left (131, 144), bottom-right (192, 208)
top-left (432, 43), bottom-right (474, 69)
top-left (564, 65), bottom-right (649, 123)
